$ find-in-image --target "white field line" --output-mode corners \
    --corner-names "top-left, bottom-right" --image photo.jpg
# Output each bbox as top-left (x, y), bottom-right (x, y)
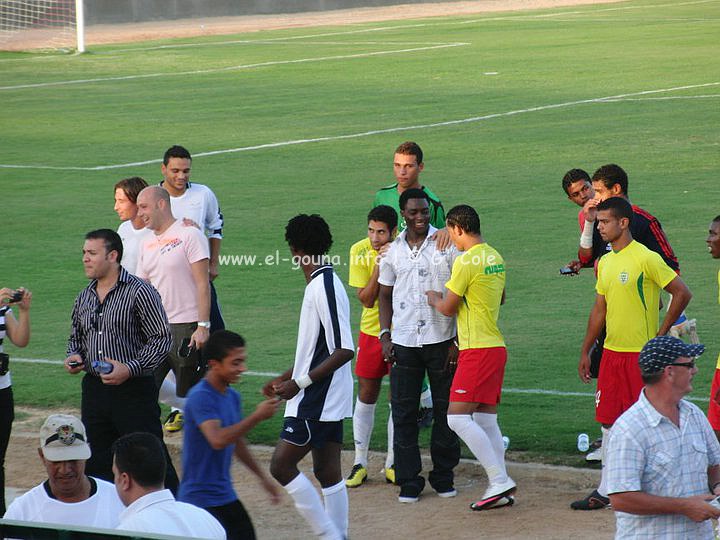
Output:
top-left (1, 81), bottom-right (717, 171)
top-left (12, 357), bottom-right (710, 402)
top-left (0, 43), bottom-right (467, 91)
top-left (0, 41), bottom-right (469, 63)
top-left (600, 94), bottom-right (720, 101)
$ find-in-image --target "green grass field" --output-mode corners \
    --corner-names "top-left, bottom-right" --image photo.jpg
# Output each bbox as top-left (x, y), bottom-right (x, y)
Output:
top-left (2, 0), bottom-right (719, 465)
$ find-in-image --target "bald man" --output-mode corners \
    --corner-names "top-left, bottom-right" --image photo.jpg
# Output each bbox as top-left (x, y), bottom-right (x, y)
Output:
top-left (136, 186), bottom-right (211, 398)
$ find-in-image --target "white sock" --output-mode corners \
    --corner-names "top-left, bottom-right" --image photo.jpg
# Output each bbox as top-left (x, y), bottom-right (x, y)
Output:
top-left (448, 414), bottom-right (506, 485)
top-left (597, 426), bottom-right (611, 497)
top-left (159, 377), bottom-right (186, 410)
top-left (385, 408), bottom-right (394, 469)
top-left (352, 399), bottom-right (375, 467)
top-left (284, 473), bottom-right (341, 539)
top-left (322, 480), bottom-right (348, 538)
top-left (420, 386), bottom-right (433, 409)
top-left (473, 412), bottom-right (508, 478)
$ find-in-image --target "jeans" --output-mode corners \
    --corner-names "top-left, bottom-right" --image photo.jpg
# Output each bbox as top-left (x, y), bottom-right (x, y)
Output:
top-left (390, 340), bottom-right (460, 491)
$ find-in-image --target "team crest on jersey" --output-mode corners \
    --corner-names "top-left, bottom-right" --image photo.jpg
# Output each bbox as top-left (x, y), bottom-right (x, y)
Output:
top-left (619, 271), bottom-right (629, 284)
top-left (57, 425), bottom-right (77, 446)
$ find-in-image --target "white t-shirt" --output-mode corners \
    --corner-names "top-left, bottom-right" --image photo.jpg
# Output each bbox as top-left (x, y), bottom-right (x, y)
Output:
top-left (136, 220), bottom-right (209, 324)
top-left (284, 265), bottom-right (354, 421)
top-left (163, 182), bottom-right (224, 240)
top-left (117, 220), bottom-right (154, 275)
top-left (378, 226), bottom-right (457, 347)
top-left (4, 477), bottom-right (125, 528)
top-left (117, 489), bottom-right (226, 539)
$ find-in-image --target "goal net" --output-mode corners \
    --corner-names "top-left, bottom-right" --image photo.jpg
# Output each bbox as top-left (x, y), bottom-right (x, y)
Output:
top-left (0, 0), bottom-right (84, 52)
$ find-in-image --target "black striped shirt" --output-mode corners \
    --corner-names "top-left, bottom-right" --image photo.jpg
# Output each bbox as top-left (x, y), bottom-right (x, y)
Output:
top-left (67, 267), bottom-right (171, 377)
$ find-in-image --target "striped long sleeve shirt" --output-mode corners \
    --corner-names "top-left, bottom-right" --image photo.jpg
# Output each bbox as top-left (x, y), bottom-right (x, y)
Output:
top-left (67, 267), bottom-right (171, 377)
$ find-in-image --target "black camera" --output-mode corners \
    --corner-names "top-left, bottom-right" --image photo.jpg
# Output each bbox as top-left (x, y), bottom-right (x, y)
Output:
top-left (9, 290), bottom-right (23, 303)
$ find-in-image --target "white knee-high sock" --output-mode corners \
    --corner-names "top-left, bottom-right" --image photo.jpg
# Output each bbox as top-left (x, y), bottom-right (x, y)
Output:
top-left (473, 412), bottom-right (508, 478)
top-left (322, 480), bottom-right (348, 538)
top-left (448, 414), bottom-right (506, 485)
top-left (159, 377), bottom-right (186, 410)
top-left (284, 473), bottom-right (342, 539)
top-left (385, 408), bottom-right (394, 469)
top-left (597, 426), bottom-right (612, 497)
top-left (420, 385), bottom-right (433, 409)
top-left (352, 399), bottom-right (375, 467)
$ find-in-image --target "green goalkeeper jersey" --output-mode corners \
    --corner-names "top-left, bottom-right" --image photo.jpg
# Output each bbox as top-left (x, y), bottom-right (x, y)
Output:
top-left (373, 183), bottom-right (445, 231)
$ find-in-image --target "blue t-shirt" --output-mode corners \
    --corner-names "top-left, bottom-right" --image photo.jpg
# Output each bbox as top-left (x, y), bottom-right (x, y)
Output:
top-left (178, 378), bottom-right (243, 507)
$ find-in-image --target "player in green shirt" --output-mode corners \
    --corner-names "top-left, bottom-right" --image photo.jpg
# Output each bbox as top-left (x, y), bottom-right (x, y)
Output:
top-left (373, 141), bottom-right (445, 231)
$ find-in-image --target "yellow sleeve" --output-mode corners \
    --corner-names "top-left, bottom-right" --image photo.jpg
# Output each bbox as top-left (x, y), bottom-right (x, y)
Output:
top-left (446, 255), bottom-right (470, 298)
top-left (349, 241), bottom-right (371, 289)
top-left (595, 257), bottom-right (607, 295)
top-left (644, 251), bottom-right (679, 289)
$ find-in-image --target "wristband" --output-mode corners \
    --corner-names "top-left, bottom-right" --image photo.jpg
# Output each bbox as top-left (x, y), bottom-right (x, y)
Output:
top-left (579, 220), bottom-right (594, 249)
top-left (378, 328), bottom-right (391, 340)
top-left (197, 321), bottom-right (211, 329)
top-left (295, 374), bottom-right (313, 389)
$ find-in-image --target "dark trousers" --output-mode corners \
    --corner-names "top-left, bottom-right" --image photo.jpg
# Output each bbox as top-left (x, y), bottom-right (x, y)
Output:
top-left (210, 281), bottom-right (225, 332)
top-left (81, 374), bottom-right (179, 493)
top-left (0, 386), bottom-right (13, 516)
top-left (206, 499), bottom-right (256, 540)
top-left (391, 341), bottom-right (460, 491)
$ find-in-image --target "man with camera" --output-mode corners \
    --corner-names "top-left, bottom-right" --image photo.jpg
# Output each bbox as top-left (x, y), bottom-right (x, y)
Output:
top-left (64, 229), bottom-right (178, 491)
top-left (0, 286), bottom-right (31, 516)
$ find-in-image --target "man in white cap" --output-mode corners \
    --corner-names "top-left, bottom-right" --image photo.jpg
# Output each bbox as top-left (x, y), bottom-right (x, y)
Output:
top-left (3, 414), bottom-right (124, 528)
top-left (606, 336), bottom-right (720, 539)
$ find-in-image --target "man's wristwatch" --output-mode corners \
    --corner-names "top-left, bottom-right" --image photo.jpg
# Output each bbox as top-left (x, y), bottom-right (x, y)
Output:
top-left (197, 321), bottom-right (211, 329)
top-left (378, 328), bottom-right (391, 341)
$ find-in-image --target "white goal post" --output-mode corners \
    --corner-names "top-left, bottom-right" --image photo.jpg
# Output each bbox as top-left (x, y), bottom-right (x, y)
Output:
top-left (0, 0), bottom-right (85, 52)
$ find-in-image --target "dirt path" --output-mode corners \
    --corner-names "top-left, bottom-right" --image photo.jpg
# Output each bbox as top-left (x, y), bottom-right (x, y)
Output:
top-left (7, 406), bottom-right (615, 539)
top-left (83, 0), bottom-right (626, 46)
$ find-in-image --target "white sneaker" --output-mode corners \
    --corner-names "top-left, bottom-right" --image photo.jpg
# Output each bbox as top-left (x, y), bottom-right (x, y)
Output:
top-left (481, 477), bottom-right (517, 501)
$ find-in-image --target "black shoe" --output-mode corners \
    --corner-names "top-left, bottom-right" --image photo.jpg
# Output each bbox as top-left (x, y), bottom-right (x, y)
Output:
top-left (398, 477), bottom-right (425, 503)
top-left (570, 489), bottom-right (610, 510)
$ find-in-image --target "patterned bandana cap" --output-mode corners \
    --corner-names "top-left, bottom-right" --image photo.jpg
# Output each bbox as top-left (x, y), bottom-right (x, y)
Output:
top-left (638, 335), bottom-right (705, 374)
top-left (39, 414), bottom-right (92, 462)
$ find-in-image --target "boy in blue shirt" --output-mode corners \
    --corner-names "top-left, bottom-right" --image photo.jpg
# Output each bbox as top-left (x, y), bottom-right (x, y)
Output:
top-left (179, 330), bottom-right (281, 539)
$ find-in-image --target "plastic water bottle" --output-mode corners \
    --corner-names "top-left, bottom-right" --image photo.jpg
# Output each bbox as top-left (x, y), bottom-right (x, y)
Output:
top-left (502, 436), bottom-right (510, 450)
top-left (92, 360), bottom-right (114, 374)
top-left (577, 433), bottom-right (590, 452)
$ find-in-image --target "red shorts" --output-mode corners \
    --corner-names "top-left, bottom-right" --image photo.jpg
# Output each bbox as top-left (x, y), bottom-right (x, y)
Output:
top-left (355, 331), bottom-right (390, 379)
top-left (708, 369), bottom-right (720, 430)
top-left (450, 347), bottom-right (507, 404)
top-left (595, 349), bottom-right (643, 425)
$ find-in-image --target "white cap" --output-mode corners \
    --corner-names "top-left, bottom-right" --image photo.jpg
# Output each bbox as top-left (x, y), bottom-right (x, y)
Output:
top-left (39, 414), bottom-right (91, 462)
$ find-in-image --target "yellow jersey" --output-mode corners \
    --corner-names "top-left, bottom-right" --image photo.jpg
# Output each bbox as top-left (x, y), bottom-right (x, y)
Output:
top-left (348, 237), bottom-right (380, 336)
top-left (596, 240), bottom-right (677, 352)
top-left (445, 243), bottom-right (506, 350)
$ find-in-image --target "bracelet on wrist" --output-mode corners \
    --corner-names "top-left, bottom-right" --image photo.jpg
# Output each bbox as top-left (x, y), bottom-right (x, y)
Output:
top-left (378, 328), bottom-right (391, 340)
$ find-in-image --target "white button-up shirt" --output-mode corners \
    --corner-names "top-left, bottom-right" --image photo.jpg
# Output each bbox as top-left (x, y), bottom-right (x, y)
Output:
top-left (117, 489), bottom-right (226, 539)
top-left (606, 389), bottom-right (720, 540)
top-left (378, 226), bottom-right (457, 347)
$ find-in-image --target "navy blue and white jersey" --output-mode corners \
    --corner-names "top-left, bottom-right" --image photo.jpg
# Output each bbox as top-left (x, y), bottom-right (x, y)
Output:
top-left (285, 265), bottom-right (354, 421)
